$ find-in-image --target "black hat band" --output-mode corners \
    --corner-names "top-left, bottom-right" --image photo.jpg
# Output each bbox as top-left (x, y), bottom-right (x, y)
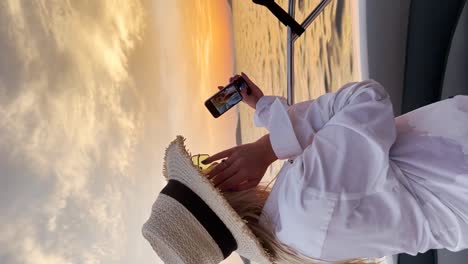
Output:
top-left (160, 179), bottom-right (238, 259)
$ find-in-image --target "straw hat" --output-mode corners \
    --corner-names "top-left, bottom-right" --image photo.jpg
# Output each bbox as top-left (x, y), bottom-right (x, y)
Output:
top-left (142, 136), bottom-right (274, 264)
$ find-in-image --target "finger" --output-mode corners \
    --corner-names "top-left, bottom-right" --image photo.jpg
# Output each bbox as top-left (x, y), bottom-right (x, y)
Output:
top-left (212, 164), bottom-right (239, 187)
top-left (239, 179), bottom-right (248, 185)
top-left (220, 178), bottom-right (248, 192)
top-left (234, 180), bottom-right (259, 191)
top-left (203, 147), bottom-right (236, 164)
top-left (200, 162), bottom-right (218, 176)
top-left (206, 159), bottom-right (231, 179)
top-left (241, 72), bottom-right (255, 87)
top-left (218, 175), bottom-right (245, 192)
top-left (239, 84), bottom-right (251, 97)
top-left (215, 170), bottom-right (245, 192)
top-left (229, 75), bottom-right (241, 83)
top-left (240, 72), bottom-right (250, 82)
top-left (239, 87), bottom-right (248, 98)
top-left (241, 73), bottom-right (258, 97)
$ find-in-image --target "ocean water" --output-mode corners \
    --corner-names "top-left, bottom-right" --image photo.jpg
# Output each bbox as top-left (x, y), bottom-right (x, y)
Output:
top-left (231, 0), bottom-right (357, 182)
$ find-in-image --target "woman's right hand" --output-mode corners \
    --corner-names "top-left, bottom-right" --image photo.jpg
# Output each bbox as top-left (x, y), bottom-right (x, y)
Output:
top-left (201, 134), bottom-right (277, 192)
top-left (218, 72), bottom-right (264, 110)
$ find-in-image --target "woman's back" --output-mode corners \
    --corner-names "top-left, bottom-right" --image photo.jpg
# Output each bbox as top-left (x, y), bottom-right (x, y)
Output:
top-left (390, 96), bottom-right (468, 250)
top-left (256, 80), bottom-right (468, 261)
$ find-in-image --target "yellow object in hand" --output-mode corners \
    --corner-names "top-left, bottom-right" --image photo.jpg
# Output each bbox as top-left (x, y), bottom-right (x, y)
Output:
top-left (191, 154), bottom-right (219, 176)
top-left (201, 162), bottom-right (219, 175)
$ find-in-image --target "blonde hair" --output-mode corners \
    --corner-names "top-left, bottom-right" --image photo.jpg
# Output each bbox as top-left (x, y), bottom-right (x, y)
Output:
top-left (221, 181), bottom-right (387, 264)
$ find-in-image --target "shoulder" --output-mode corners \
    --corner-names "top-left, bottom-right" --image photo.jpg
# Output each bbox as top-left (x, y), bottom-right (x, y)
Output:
top-left (335, 79), bottom-right (389, 102)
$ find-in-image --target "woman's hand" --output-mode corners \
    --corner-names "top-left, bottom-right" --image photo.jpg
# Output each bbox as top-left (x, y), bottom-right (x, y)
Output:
top-left (200, 162), bottom-right (219, 175)
top-left (218, 72), bottom-right (264, 110)
top-left (201, 134), bottom-right (277, 192)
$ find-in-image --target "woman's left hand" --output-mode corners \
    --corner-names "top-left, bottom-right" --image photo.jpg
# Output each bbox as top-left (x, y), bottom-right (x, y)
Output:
top-left (201, 134), bottom-right (277, 192)
top-left (218, 72), bottom-right (264, 110)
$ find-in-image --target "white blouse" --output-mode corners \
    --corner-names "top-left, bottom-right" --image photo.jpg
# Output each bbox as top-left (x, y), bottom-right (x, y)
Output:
top-left (255, 80), bottom-right (468, 261)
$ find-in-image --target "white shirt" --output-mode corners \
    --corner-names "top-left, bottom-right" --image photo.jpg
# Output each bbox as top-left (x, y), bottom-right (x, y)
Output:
top-left (255, 80), bottom-right (468, 261)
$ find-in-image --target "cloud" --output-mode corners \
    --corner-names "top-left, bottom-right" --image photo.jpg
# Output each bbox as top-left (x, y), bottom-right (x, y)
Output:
top-left (0, 0), bottom-right (146, 262)
top-left (0, 223), bottom-right (72, 264)
top-left (0, 0), bottom-right (237, 263)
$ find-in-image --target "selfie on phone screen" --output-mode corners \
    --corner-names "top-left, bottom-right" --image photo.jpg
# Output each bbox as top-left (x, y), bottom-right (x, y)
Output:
top-left (204, 77), bottom-right (250, 118)
top-left (211, 85), bottom-right (242, 114)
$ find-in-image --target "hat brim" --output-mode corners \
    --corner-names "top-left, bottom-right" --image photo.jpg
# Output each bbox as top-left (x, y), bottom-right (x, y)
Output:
top-left (163, 136), bottom-right (274, 264)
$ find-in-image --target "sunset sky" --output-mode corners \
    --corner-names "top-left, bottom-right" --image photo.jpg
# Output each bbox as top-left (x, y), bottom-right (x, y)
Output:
top-left (0, 0), bottom-right (241, 263)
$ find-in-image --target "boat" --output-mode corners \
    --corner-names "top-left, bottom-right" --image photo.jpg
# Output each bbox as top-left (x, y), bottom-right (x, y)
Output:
top-left (247, 0), bottom-right (468, 264)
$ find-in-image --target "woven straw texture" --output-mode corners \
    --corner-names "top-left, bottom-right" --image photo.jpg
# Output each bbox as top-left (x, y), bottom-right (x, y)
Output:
top-left (142, 194), bottom-right (224, 264)
top-left (142, 136), bottom-right (274, 264)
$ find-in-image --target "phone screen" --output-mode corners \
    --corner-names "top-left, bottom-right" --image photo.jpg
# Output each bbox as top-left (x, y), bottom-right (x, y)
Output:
top-left (209, 84), bottom-right (243, 114)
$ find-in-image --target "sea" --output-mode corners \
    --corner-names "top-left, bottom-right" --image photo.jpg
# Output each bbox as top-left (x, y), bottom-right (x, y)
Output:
top-left (231, 0), bottom-right (357, 183)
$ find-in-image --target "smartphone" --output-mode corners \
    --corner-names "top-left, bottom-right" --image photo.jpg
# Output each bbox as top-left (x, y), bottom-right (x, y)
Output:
top-left (205, 77), bottom-right (249, 118)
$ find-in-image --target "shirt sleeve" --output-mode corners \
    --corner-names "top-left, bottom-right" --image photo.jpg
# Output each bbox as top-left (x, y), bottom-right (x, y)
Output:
top-left (296, 80), bottom-right (397, 195)
top-left (254, 80), bottom-right (396, 161)
top-left (253, 88), bottom-right (340, 160)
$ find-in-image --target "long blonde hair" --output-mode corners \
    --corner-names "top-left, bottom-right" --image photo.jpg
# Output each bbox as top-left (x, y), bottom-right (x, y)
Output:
top-left (221, 181), bottom-right (387, 264)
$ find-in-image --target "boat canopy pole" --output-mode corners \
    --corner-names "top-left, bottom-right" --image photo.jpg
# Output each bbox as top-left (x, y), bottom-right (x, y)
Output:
top-left (253, 0), bottom-right (332, 105)
top-left (252, 0), bottom-right (305, 36)
top-left (287, 0), bottom-right (296, 105)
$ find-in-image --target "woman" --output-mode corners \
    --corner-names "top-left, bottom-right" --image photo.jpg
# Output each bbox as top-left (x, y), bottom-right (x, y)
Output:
top-left (200, 72), bottom-right (468, 262)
